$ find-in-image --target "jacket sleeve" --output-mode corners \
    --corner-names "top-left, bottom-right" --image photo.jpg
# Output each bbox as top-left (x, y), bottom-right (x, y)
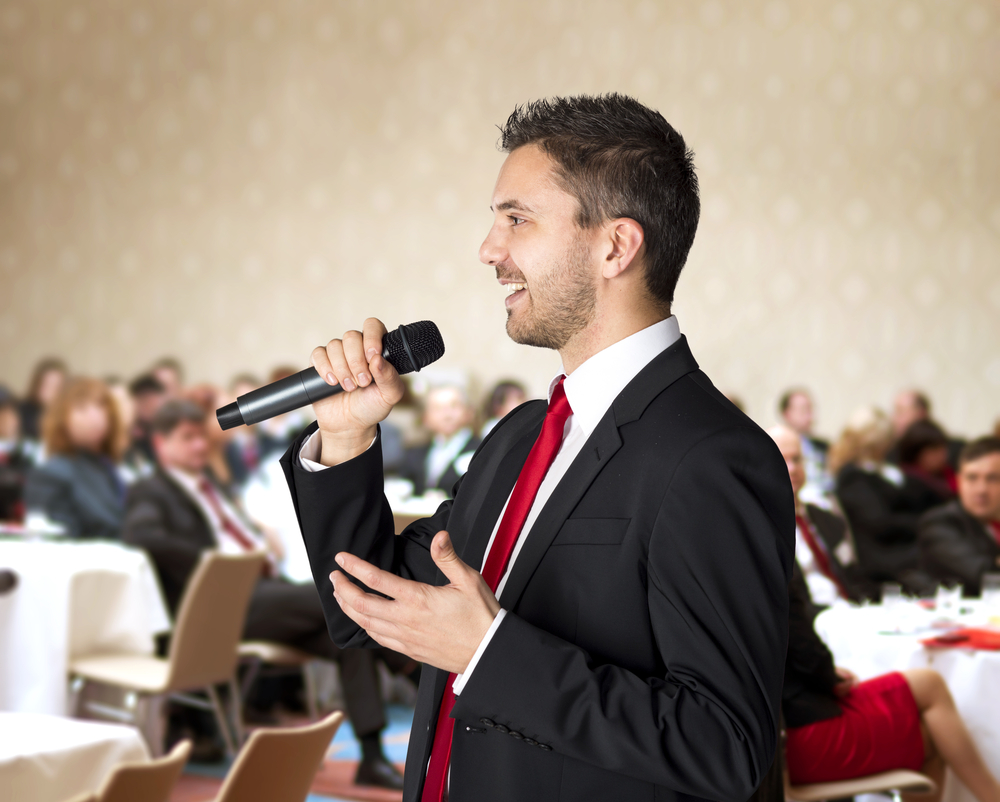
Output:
top-left (280, 423), bottom-right (454, 649)
top-left (919, 509), bottom-right (993, 595)
top-left (452, 426), bottom-right (794, 802)
top-left (24, 461), bottom-right (82, 539)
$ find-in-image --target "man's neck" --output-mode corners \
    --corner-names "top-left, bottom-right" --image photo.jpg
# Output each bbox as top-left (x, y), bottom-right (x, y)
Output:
top-left (559, 306), bottom-right (669, 375)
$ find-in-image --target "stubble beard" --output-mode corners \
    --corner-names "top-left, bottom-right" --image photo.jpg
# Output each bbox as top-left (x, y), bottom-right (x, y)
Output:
top-left (504, 240), bottom-right (597, 351)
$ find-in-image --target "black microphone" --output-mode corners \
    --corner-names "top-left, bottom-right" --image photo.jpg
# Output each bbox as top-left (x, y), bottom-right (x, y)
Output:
top-left (216, 320), bottom-right (445, 430)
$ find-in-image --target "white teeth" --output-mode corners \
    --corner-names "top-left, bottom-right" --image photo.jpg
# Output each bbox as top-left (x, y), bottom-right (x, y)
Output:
top-left (507, 283), bottom-right (526, 294)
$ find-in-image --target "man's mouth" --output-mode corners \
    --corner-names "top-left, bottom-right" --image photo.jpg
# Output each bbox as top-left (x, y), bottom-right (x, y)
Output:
top-left (506, 283), bottom-right (526, 294)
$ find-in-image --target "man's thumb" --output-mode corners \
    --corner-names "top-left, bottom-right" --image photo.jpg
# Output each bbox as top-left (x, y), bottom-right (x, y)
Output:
top-left (431, 530), bottom-right (465, 582)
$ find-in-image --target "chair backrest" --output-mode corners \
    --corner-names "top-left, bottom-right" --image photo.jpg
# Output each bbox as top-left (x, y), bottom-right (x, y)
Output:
top-left (166, 551), bottom-right (265, 689)
top-left (95, 739), bottom-right (191, 802)
top-left (214, 711), bottom-right (344, 802)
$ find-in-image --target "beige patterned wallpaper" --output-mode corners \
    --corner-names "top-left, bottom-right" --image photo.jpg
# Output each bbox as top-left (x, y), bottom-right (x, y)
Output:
top-left (1, 0), bottom-right (998, 438)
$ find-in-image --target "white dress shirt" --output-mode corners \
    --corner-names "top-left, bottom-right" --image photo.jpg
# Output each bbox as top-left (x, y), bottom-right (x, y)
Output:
top-left (166, 468), bottom-right (266, 555)
top-left (794, 523), bottom-right (842, 606)
top-left (299, 316), bottom-right (682, 693)
top-left (425, 427), bottom-right (475, 489)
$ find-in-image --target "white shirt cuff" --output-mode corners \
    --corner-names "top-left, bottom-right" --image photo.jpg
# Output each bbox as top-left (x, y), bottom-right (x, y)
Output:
top-left (452, 608), bottom-right (506, 696)
top-left (298, 429), bottom-right (378, 472)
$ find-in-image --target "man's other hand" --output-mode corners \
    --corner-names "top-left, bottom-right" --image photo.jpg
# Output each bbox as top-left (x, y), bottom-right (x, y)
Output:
top-left (330, 531), bottom-right (501, 674)
top-left (309, 317), bottom-right (406, 466)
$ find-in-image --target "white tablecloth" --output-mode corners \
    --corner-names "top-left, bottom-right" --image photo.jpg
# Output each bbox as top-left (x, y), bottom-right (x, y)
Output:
top-left (0, 711), bottom-right (149, 802)
top-left (816, 602), bottom-right (1000, 802)
top-left (0, 539), bottom-right (171, 715)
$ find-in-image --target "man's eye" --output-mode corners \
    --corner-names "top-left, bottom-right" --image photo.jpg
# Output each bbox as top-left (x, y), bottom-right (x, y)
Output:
top-left (508, 216), bottom-right (525, 226)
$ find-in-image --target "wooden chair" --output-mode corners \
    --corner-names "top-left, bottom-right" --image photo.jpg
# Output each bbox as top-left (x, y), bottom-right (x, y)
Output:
top-left (785, 767), bottom-right (936, 802)
top-left (239, 641), bottom-right (322, 721)
top-left (69, 552), bottom-right (265, 757)
top-left (213, 711), bottom-right (344, 802)
top-left (57, 740), bottom-right (191, 802)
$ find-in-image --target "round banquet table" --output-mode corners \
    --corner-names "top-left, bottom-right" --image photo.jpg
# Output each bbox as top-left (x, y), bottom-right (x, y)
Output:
top-left (0, 712), bottom-right (149, 802)
top-left (816, 601), bottom-right (1000, 802)
top-left (0, 538), bottom-right (171, 715)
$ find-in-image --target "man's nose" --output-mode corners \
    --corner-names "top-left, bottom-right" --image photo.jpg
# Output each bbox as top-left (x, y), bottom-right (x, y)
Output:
top-left (479, 224), bottom-right (506, 266)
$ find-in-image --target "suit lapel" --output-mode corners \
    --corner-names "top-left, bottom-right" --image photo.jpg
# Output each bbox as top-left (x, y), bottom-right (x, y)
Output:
top-left (497, 336), bottom-right (700, 611)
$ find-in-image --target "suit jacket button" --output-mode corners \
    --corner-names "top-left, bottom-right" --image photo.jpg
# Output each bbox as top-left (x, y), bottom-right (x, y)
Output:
top-left (494, 724), bottom-right (509, 734)
top-left (538, 743), bottom-right (552, 751)
top-left (479, 718), bottom-right (495, 728)
top-left (523, 738), bottom-right (538, 746)
top-left (508, 731), bottom-right (523, 740)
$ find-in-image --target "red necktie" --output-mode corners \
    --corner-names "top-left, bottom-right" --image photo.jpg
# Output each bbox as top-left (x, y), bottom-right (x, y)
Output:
top-left (988, 521), bottom-right (1000, 547)
top-left (795, 514), bottom-right (849, 600)
top-left (198, 478), bottom-right (257, 552)
top-left (421, 378), bottom-right (573, 802)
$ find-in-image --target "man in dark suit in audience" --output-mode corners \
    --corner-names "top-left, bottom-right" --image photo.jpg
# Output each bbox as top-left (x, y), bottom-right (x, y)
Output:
top-left (768, 425), bottom-right (875, 604)
top-left (122, 400), bottom-right (406, 789)
top-left (919, 436), bottom-right (1000, 596)
top-left (282, 95), bottom-right (792, 802)
top-left (400, 385), bottom-right (480, 497)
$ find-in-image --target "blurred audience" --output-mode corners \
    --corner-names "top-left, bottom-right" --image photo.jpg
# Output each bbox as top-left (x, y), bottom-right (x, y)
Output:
top-left (784, 563), bottom-right (1000, 802)
top-left (122, 399), bottom-right (406, 788)
top-left (0, 385), bottom-right (33, 521)
top-left (919, 437), bottom-right (1000, 597)
top-left (24, 377), bottom-right (128, 538)
top-left (19, 357), bottom-right (68, 443)
top-left (400, 384), bottom-right (480, 497)
top-left (767, 425), bottom-right (873, 605)
top-left (151, 356), bottom-right (184, 399)
top-left (222, 374), bottom-right (263, 489)
top-left (890, 388), bottom-right (965, 468)
top-left (481, 379), bottom-right (528, 437)
top-left (778, 387), bottom-right (834, 509)
top-left (127, 373), bottom-right (168, 466)
top-left (828, 407), bottom-right (930, 591)
top-left (897, 419), bottom-right (957, 508)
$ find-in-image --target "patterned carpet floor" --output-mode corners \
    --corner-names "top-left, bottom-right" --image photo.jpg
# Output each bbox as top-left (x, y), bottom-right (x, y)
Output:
top-left (169, 704), bottom-right (412, 802)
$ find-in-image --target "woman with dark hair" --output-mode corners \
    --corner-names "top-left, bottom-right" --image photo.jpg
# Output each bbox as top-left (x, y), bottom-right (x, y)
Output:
top-left (785, 565), bottom-right (1000, 802)
top-left (480, 379), bottom-right (528, 437)
top-left (898, 419), bottom-right (957, 508)
top-left (19, 357), bottom-right (68, 441)
top-left (24, 378), bottom-right (128, 539)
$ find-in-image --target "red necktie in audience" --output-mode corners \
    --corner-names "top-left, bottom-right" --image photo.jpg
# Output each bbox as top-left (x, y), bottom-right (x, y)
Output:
top-left (989, 521), bottom-right (1000, 547)
top-left (421, 378), bottom-right (573, 802)
top-left (795, 514), bottom-right (849, 600)
top-left (198, 477), bottom-right (258, 553)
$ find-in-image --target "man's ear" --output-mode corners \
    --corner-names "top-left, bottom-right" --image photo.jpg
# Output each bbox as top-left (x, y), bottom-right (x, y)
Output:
top-left (602, 218), bottom-right (645, 280)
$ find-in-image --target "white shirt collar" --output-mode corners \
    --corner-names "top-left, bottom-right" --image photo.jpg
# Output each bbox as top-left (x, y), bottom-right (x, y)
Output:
top-left (549, 315), bottom-right (682, 437)
top-left (166, 466), bottom-right (203, 495)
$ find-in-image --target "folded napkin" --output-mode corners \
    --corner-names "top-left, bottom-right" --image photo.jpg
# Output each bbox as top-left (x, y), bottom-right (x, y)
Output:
top-left (921, 628), bottom-right (1000, 650)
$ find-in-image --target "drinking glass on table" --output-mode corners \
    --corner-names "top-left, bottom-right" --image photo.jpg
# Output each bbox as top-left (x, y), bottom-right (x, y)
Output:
top-left (982, 573), bottom-right (1000, 611)
top-left (881, 582), bottom-right (903, 611)
top-left (935, 582), bottom-right (962, 617)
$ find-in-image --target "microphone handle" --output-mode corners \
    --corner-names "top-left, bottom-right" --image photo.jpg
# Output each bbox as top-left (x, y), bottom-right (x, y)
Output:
top-left (235, 367), bottom-right (343, 427)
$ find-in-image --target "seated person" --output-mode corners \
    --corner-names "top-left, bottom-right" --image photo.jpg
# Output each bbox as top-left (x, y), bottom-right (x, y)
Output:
top-left (24, 377), bottom-right (128, 539)
top-left (891, 389), bottom-right (965, 469)
top-left (830, 407), bottom-right (929, 587)
top-left (127, 373), bottom-right (168, 466)
top-left (400, 384), bottom-right (480, 496)
top-left (122, 400), bottom-right (405, 789)
top-left (919, 437), bottom-right (1000, 596)
top-left (0, 385), bottom-right (33, 521)
top-left (898, 419), bottom-right (957, 509)
top-left (784, 564), bottom-right (1000, 802)
top-left (480, 379), bottom-right (528, 437)
top-left (767, 425), bottom-right (874, 605)
top-left (778, 387), bottom-right (834, 508)
top-left (18, 357), bottom-right (68, 443)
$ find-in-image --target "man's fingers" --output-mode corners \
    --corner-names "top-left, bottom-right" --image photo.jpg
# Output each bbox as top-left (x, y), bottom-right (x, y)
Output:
top-left (431, 531), bottom-right (472, 585)
top-left (342, 330), bottom-right (372, 389)
top-left (311, 344), bottom-right (338, 387)
top-left (323, 337), bottom-right (357, 392)
top-left (362, 318), bottom-right (388, 365)
top-left (334, 552), bottom-right (413, 600)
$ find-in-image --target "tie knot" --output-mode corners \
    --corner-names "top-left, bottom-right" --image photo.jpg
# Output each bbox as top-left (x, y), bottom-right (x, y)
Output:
top-left (548, 377), bottom-right (572, 423)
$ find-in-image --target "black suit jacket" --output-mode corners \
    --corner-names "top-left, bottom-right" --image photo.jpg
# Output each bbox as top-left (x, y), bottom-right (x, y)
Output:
top-left (122, 469), bottom-right (217, 613)
top-left (919, 501), bottom-right (1000, 596)
top-left (282, 336), bottom-right (794, 802)
top-left (24, 453), bottom-right (124, 539)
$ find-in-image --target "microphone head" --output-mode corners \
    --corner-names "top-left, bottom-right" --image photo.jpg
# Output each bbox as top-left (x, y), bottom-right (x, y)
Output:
top-left (383, 321), bottom-right (445, 375)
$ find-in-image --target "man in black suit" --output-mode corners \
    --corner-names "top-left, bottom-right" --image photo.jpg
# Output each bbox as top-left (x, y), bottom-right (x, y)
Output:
top-left (919, 436), bottom-right (1000, 596)
top-left (400, 385), bottom-right (480, 497)
top-left (122, 400), bottom-right (405, 789)
top-left (282, 95), bottom-right (793, 802)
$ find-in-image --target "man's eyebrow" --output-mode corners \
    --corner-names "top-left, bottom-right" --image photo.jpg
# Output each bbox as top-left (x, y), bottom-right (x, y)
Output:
top-left (491, 200), bottom-right (536, 214)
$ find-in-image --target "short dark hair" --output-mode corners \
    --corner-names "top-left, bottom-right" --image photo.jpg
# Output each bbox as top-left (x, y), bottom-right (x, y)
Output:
top-left (486, 380), bottom-right (527, 419)
top-left (129, 373), bottom-right (166, 398)
top-left (779, 388), bottom-right (810, 415)
top-left (959, 436), bottom-right (1000, 468)
top-left (897, 419), bottom-right (948, 465)
top-left (151, 399), bottom-right (206, 436)
top-left (499, 94), bottom-right (700, 308)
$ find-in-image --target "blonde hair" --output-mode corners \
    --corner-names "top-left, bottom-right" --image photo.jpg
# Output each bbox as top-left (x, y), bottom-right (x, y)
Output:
top-left (42, 377), bottom-right (127, 461)
top-left (828, 406), bottom-right (894, 475)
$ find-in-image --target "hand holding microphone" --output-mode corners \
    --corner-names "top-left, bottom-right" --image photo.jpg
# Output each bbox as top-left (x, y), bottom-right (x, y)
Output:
top-left (217, 318), bottom-right (444, 466)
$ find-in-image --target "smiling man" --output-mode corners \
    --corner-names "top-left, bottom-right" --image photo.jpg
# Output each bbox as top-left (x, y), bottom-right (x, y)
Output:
top-left (281, 94), bottom-right (793, 802)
